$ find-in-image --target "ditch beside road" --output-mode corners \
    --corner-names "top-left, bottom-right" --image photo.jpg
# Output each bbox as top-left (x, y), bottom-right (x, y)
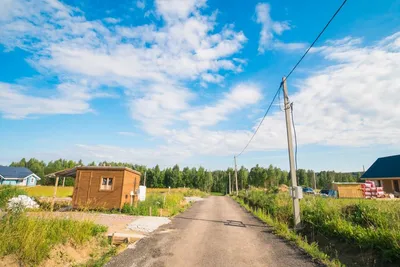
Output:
top-left (106, 196), bottom-right (318, 267)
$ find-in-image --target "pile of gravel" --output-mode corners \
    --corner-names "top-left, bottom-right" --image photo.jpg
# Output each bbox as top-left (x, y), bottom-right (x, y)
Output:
top-left (127, 216), bottom-right (171, 233)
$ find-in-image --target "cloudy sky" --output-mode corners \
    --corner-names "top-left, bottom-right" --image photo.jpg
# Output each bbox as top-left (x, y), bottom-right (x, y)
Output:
top-left (0, 0), bottom-right (399, 171)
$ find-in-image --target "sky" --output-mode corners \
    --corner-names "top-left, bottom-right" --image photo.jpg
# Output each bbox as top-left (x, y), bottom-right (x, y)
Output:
top-left (0, 0), bottom-right (399, 172)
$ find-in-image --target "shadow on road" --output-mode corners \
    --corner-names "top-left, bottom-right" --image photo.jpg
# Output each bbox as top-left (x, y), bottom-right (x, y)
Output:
top-left (174, 216), bottom-right (269, 228)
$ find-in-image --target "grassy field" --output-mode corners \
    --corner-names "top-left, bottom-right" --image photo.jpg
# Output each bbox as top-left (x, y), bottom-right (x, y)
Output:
top-left (22, 186), bottom-right (206, 198)
top-left (236, 189), bottom-right (400, 265)
top-left (0, 214), bottom-right (108, 266)
top-left (24, 186), bottom-right (74, 198)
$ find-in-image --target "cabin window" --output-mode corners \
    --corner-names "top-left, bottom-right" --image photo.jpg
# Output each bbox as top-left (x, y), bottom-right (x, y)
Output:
top-left (376, 180), bottom-right (382, 187)
top-left (31, 178), bottom-right (34, 183)
top-left (100, 177), bottom-right (114, 191)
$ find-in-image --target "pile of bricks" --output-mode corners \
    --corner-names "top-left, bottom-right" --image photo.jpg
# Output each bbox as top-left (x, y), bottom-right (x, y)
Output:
top-left (361, 180), bottom-right (384, 199)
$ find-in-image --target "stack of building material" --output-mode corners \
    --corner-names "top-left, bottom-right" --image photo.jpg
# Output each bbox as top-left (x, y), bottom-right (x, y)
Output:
top-left (361, 180), bottom-right (384, 198)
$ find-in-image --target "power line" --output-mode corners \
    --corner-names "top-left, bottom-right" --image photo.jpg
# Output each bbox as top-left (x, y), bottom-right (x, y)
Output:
top-left (236, 82), bottom-right (283, 157)
top-left (235, 0), bottom-right (348, 158)
top-left (285, 0), bottom-right (348, 79)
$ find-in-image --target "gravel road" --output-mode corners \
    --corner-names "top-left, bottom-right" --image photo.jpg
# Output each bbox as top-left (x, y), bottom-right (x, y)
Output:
top-left (106, 196), bottom-right (319, 267)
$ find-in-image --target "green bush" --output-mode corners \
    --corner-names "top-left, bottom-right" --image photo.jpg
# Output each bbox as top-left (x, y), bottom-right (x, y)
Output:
top-left (0, 214), bottom-right (107, 266)
top-left (0, 185), bottom-right (27, 209)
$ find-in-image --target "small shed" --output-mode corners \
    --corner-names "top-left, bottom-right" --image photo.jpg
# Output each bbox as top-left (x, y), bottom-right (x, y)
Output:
top-left (49, 166), bottom-right (141, 210)
top-left (332, 182), bottom-right (364, 198)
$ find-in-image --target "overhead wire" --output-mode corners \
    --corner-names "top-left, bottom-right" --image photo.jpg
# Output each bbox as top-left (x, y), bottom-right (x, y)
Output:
top-left (285, 0), bottom-right (348, 79)
top-left (235, 0), bottom-right (348, 158)
top-left (236, 82), bottom-right (283, 158)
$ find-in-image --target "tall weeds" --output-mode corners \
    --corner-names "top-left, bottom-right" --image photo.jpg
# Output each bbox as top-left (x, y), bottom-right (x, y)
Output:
top-left (0, 214), bottom-right (107, 266)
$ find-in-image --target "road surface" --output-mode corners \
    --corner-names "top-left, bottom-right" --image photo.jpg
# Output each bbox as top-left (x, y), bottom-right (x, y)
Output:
top-left (106, 196), bottom-right (319, 267)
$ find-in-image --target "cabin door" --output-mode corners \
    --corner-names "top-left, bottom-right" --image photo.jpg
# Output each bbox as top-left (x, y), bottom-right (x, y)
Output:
top-left (76, 171), bottom-right (91, 206)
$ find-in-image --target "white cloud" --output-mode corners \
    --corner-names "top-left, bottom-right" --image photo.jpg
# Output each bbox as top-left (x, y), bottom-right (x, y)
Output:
top-left (104, 17), bottom-right (121, 24)
top-left (0, 82), bottom-right (95, 119)
top-left (155, 0), bottom-right (207, 21)
top-left (182, 83), bottom-right (262, 127)
top-left (136, 0), bottom-right (146, 9)
top-left (255, 2), bottom-right (304, 53)
top-left (235, 33), bottom-right (400, 153)
top-left (0, 0), bottom-right (247, 123)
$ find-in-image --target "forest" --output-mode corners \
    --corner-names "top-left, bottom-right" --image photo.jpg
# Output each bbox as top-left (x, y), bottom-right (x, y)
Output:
top-left (8, 158), bottom-right (362, 193)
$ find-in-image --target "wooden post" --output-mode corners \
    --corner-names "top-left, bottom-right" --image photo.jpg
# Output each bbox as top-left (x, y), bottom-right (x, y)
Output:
top-left (149, 206), bottom-right (152, 216)
top-left (51, 176), bottom-right (59, 212)
top-left (62, 177), bottom-right (65, 187)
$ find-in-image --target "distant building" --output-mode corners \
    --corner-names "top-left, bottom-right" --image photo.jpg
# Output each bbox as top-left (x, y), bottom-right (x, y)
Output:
top-left (361, 155), bottom-right (400, 193)
top-left (0, 166), bottom-right (41, 186)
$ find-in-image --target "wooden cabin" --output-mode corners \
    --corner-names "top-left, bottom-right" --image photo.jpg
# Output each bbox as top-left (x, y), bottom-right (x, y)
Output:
top-left (71, 167), bottom-right (141, 210)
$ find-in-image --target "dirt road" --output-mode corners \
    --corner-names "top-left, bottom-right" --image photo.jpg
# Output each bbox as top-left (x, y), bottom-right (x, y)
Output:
top-left (106, 196), bottom-right (318, 267)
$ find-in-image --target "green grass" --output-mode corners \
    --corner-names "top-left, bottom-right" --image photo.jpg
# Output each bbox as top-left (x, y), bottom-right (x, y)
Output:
top-left (121, 189), bottom-right (207, 217)
top-left (0, 186), bottom-right (28, 209)
top-left (233, 197), bottom-right (343, 267)
top-left (210, 192), bottom-right (225, 196)
top-left (0, 214), bottom-right (107, 266)
top-left (24, 186), bottom-right (74, 198)
top-left (236, 189), bottom-right (400, 263)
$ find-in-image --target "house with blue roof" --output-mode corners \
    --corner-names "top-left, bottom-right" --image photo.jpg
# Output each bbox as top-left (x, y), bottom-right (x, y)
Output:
top-left (361, 154), bottom-right (400, 193)
top-left (0, 166), bottom-right (41, 186)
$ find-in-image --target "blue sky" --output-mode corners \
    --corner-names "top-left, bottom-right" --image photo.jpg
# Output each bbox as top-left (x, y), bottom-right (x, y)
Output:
top-left (0, 0), bottom-right (399, 171)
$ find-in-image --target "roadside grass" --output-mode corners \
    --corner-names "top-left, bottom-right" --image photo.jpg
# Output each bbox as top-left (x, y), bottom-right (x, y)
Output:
top-left (210, 192), bottom-right (225, 196)
top-left (233, 196), bottom-right (343, 267)
top-left (24, 186), bottom-right (74, 198)
top-left (0, 186), bottom-right (28, 209)
top-left (121, 189), bottom-right (207, 217)
top-left (0, 214), bottom-right (108, 266)
top-left (122, 192), bottom-right (188, 216)
top-left (235, 189), bottom-right (400, 264)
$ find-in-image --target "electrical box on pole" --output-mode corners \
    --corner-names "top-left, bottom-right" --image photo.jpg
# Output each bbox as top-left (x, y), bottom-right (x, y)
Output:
top-left (282, 76), bottom-right (301, 230)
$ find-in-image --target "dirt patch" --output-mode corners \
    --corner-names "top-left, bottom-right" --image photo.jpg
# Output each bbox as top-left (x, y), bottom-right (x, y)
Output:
top-left (0, 255), bottom-right (20, 267)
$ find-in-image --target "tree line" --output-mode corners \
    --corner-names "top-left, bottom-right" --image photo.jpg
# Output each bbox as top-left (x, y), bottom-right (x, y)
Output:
top-left (8, 158), bottom-right (362, 193)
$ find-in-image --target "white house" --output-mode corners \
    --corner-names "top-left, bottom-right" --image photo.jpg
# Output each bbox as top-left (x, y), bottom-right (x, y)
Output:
top-left (0, 166), bottom-right (41, 186)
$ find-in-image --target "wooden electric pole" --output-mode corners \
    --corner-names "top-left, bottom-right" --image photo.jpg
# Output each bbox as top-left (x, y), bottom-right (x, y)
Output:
top-left (143, 171), bottom-right (147, 186)
top-left (282, 76), bottom-right (301, 230)
top-left (313, 172), bottom-right (317, 190)
top-left (234, 156), bottom-right (239, 196)
top-left (228, 172), bottom-right (232, 194)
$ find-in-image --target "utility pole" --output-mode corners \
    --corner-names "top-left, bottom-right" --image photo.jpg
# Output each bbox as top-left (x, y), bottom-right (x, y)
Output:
top-left (228, 172), bottom-right (232, 194)
top-left (282, 76), bottom-right (301, 230)
top-left (143, 171), bottom-right (147, 186)
top-left (313, 172), bottom-right (317, 190)
top-left (234, 156), bottom-right (239, 196)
